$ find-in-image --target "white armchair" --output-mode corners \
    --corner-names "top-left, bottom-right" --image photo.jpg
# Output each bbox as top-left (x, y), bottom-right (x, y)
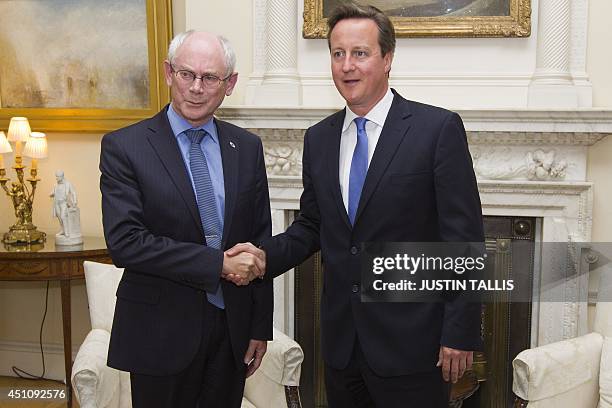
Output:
top-left (512, 300), bottom-right (612, 408)
top-left (72, 261), bottom-right (303, 408)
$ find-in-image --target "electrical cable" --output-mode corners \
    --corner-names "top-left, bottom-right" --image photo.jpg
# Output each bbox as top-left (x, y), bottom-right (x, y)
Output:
top-left (11, 281), bottom-right (63, 385)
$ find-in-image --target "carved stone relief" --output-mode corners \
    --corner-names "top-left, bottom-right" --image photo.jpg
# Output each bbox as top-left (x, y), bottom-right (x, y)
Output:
top-left (472, 148), bottom-right (570, 181)
top-left (249, 128), bottom-right (305, 177)
top-left (252, 127), bottom-right (595, 182)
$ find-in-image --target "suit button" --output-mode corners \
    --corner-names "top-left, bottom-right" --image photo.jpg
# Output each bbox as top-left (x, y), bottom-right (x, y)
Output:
top-left (352, 284), bottom-right (359, 293)
top-left (350, 246), bottom-right (358, 255)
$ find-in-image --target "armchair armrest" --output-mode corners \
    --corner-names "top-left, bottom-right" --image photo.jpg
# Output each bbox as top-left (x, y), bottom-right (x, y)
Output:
top-left (244, 328), bottom-right (304, 408)
top-left (512, 332), bottom-right (603, 408)
top-left (71, 329), bottom-right (120, 408)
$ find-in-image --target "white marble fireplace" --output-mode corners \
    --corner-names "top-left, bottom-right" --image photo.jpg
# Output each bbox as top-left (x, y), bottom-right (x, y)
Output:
top-left (219, 107), bottom-right (612, 347)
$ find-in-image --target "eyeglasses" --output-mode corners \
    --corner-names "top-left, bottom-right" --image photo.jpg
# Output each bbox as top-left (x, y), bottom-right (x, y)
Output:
top-left (170, 64), bottom-right (232, 88)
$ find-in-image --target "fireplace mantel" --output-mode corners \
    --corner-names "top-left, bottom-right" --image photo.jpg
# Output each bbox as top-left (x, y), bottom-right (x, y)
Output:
top-left (218, 106), bottom-right (612, 135)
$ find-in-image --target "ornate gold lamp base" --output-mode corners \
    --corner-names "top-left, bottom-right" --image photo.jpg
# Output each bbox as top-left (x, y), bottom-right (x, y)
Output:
top-left (2, 223), bottom-right (46, 245)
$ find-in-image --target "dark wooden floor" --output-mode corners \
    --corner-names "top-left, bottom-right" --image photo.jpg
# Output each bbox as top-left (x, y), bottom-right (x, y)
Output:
top-left (0, 376), bottom-right (78, 408)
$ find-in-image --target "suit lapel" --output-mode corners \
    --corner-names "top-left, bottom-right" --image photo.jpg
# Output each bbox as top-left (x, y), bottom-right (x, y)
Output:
top-left (215, 119), bottom-right (239, 247)
top-left (326, 109), bottom-right (352, 230)
top-left (146, 107), bottom-right (203, 232)
top-left (354, 93), bottom-right (413, 224)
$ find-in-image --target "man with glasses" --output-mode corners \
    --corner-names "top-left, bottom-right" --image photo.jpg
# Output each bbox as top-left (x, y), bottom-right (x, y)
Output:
top-left (100, 30), bottom-right (272, 407)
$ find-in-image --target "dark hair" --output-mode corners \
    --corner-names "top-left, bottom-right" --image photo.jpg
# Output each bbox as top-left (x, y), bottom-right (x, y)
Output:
top-left (327, 2), bottom-right (396, 56)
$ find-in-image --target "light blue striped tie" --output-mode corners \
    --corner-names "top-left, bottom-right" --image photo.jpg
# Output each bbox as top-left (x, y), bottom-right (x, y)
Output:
top-left (187, 129), bottom-right (224, 309)
top-left (348, 117), bottom-right (368, 225)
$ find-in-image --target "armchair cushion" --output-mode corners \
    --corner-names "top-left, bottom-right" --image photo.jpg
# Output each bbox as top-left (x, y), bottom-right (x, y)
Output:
top-left (601, 337), bottom-right (612, 408)
top-left (241, 398), bottom-right (257, 408)
top-left (72, 329), bottom-right (120, 408)
top-left (243, 328), bottom-right (303, 408)
top-left (258, 328), bottom-right (303, 386)
top-left (512, 332), bottom-right (603, 406)
top-left (83, 261), bottom-right (124, 332)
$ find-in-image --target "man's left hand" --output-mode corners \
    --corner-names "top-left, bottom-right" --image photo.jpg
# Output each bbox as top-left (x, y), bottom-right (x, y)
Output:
top-left (437, 346), bottom-right (473, 383)
top-left (244, 339), bottom-right (267, 378)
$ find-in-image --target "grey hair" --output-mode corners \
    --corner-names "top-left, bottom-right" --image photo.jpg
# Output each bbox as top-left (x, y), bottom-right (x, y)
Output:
top-left (167, 30), bottom-right (236, 76)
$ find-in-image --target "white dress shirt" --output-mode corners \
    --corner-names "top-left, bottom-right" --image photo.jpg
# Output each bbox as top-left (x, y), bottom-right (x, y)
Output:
top-left (339, 88), bottom-right (394, 212)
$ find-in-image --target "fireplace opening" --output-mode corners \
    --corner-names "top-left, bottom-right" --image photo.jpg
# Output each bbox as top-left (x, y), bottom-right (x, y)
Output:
top-left (294, 216), bottom-right (538, 408)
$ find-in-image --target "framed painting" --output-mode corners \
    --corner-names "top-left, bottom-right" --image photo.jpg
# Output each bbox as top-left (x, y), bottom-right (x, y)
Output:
top-left (0, 0), bottom-right (172, 133)
top-left (303, 0), bottom-right (531, 38)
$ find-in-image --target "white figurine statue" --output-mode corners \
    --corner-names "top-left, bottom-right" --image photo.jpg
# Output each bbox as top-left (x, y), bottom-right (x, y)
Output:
top-left (50, 170), bottom-right (83, 245)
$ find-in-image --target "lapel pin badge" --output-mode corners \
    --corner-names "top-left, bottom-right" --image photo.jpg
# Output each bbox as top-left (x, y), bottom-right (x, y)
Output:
top-left (229, 141), bottom-right (236, 148)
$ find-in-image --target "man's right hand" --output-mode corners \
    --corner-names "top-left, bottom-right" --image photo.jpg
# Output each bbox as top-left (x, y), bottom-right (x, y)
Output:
top-left (222, 243), bottom-right (266, 285)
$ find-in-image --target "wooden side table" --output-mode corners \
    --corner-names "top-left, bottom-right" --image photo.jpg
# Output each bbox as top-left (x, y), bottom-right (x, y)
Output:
top-left (0, 236), bottom-right (111, 407)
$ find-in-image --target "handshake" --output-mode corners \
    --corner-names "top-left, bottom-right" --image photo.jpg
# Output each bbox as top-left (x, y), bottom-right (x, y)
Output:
top-left (221, 242), bottom-right (267, 286)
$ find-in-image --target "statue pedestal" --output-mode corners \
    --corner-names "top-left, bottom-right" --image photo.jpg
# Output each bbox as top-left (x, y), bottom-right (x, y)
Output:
top-left (55, 233), bottom-right (83, 246)
top-left (55, 207), bottom-right (83, 246)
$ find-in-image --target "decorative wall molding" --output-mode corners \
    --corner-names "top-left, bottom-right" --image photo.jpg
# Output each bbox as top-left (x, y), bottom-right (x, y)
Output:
top-left (533, 0), bottom-right (572, 83)
top-left (246, 0), bottom-right (300, 105)
top-left (569, 0), bottom-right (589, 76)
top-left (478, 180), bottom-right (593, 243)
top-left (528, 0), bottom-right (590, 107)
top-left (466, 132), bottom-right (606, 146)
top-left (251, 0), bottom-right (267, 74)
top-left (252, 128), bottom-right (306, 141)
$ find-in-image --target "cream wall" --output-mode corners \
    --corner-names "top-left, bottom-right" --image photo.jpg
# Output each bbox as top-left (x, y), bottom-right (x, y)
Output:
top-left (187, 0), bottom-right (253, 105)
top-left (0, 133), bottom-right (104, 378)
top-left (0, 0), bottom-right (610, 380)
top-left (0, 133), bottom-right (104, 237)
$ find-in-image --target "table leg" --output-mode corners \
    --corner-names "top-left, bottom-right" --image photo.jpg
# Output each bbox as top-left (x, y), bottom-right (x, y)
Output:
top-left (60, 280), bottom-right (72, 408)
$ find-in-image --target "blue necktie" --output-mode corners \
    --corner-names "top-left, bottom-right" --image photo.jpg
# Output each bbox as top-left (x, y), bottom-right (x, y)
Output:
top-left (348, 117), bottom-right (368, 225)
top-left (186, 129), bottom-right (224, 309)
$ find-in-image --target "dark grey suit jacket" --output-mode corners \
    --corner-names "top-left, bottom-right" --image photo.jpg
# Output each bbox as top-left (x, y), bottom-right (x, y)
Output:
top-left (100, 106), bottom-right (272, 375)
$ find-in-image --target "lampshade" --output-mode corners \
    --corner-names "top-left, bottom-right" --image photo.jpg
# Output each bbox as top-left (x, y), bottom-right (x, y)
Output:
top-left (23, 132), bottom-right (48, 159)
top-left (7, 117), bottom-right (32, 142)
top-left (0, 131), bottom-right (12, 154)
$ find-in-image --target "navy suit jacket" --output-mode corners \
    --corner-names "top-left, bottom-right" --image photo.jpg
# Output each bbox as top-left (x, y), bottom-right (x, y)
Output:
top-left (263, 90), bottom-right (484, 376)
top-left (100, 106), bottom-right (272, 375)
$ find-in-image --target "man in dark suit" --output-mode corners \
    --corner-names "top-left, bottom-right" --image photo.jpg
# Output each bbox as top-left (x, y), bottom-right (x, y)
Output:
top-left (100, 31), bottom-right (272, 408)
top-left (230, 4), bottom-right (484, 407)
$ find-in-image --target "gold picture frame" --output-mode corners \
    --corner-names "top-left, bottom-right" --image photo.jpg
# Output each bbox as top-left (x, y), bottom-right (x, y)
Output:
top-left (303, 0), bottom-right (531, 38)
top-left (0, 0), bottom-right (172, 133)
